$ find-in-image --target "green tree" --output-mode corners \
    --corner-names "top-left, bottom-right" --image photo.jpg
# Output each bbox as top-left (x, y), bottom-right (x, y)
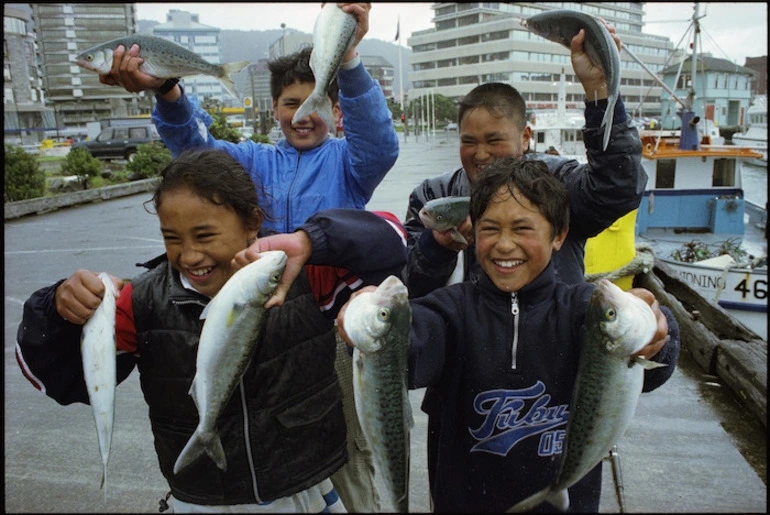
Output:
top-left (60, 147), bottom-right (102, 189)
top-left (4, 144), bottom-right (46, 201)
top-left (126, 142), bottom-right (172, 180)
top-left (209, 111), bottom-right (242, 143)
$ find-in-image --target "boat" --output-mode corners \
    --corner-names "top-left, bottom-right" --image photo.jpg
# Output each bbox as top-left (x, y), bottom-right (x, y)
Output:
top-left (732, 94), bottom-right (767, 167)
top-left (629, 3), bottom-right (767, 339)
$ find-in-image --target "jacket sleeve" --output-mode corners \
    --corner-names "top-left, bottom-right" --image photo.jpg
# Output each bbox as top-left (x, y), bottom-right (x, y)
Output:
top-left (641, 306), bottom-right (680, 392)
top-left (337, 61), bottom-right (400, 204)
top-left (532, 96), bottom-right (647, 241)
top-left (16, 281), bottom-right (138, 406)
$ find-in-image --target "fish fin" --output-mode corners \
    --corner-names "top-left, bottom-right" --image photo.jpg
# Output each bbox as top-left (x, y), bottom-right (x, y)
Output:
top-left (218, 60), bottom-right (250, 98)
top-left (226, 302), bottom-right (247, 327)
top-left (174, 430), bottom-right (228, 474)
top-left (508, 487), bottom-right (569, 513)
top-left (292, 92), bottom-right (336, 133)
top-left (632, 356), bottom-right (668, 370)
top-left (600, 93), bottom-right (617, 151)
top-left (449, 228), bottom-right (468, 245)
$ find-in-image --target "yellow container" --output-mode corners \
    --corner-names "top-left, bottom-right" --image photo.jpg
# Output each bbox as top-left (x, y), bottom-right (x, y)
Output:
top-left (40, 139), bottom-right (54, 149)
top-left (584, 209), bottom-right (638, 291)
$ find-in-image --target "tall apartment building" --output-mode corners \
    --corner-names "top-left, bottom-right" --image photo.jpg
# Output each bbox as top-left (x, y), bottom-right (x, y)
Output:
top-left (32, 3), bottom-right (139, 131)
top-left (362, 55), bottom-right (395, 99)
top-left (151, 9), bottom-right (231, 104)
top-left (407, 3), bottom-right (673, 117)
top-left (4, 3), bottom-right (52, 145)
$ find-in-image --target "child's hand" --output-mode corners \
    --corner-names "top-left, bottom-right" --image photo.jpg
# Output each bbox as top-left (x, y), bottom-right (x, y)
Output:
top-left (55, 270), bottom-right (123, 325)
top-left (338, 3), bottom-right (371, 63)
top-left (232, 231), bottom-right (313, 309)
top-left (98, 44), bottom-right (174, 98)
top-left (627, 287), bottom-right (670, 360)
top-left (335, 286), bottom-right (377, 347)
top-left (432, 216), bottom-right (474, 253)
top-left (570, 19), bottom-right (621, 101)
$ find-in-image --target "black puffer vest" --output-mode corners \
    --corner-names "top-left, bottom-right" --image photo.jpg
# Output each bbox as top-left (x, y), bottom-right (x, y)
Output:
top-left (131, 258), bottom-right (347, 505)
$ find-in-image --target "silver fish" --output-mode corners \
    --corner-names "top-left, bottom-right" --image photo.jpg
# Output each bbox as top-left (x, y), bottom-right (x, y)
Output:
top-left (291, 4), bottom-right (357, 130)
top-left (521, 9), bottom-right (620, 151)
top-left (81, 272), bottom-right (118, 501)
top-left (173, 251), bottom-right (287, 474)
top-left (418, 196), bottom-right (471, 245)
top-left (508, 279), bottom-right (665, 512)
top-left (75, 34), bottom-right (250, 98)
top-left (346, 275), bottom-right (413, 512)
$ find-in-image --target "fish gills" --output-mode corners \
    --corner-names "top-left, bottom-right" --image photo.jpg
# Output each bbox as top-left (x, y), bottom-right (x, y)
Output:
top-left (418, 196), bottom-right (471, 244)
top-left (81, 272), bottom-right (118, 502)
top-left (508, 279), bottom-right (664, 512)
top-left (173, 251), bottom-right (287, 475)
top-left (522, 9), bottom-right (620, 151)
top-left (291, 4), bottom-right (357, 130)
top-left (75, 34), bottom-right (250, 98)
top-left (347, 275), bottom-right (413, 512)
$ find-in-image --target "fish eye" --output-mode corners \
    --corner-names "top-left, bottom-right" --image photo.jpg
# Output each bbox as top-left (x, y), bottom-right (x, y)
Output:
top-left (271, 271), bottom-right (282, 282)
top-left (435, 215), bottom-right (444, 222)
top-left (377, 307), bottom-right (390, 321)
top-left (604, 308), bottom-right (616, 321)
top-left (87, 54), bottom-right (94, 61)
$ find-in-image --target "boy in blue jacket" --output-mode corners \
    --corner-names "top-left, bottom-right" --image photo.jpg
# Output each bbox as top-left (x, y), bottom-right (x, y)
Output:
top-left (16, 149), bottom-right (407, 512)
top-left (338, 157), bottom-right (680, 512)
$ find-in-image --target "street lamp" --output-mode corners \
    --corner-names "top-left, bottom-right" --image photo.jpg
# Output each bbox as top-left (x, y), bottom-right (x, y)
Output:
top-left (280, 23), bottom-right (286, 56)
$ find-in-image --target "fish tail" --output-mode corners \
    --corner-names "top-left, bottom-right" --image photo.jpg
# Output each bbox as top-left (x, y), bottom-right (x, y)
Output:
top-left (508, 487), bottom-right (569, 512)
top-left (292, 92), bottom-right (336, 132)
top-left (601, 93), bottom-right (618, 151)
top-left (101, 465), bottom-right (107, 503)
top-left (174, 429), bottom-right (228, 474)
top-left (218, 60), bottom-right (250, 98)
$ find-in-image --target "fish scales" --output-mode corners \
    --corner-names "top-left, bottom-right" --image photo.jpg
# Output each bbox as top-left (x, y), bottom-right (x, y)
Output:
top-left (81, 272), bottom-right (118, 502)
top-left (348, 275), bottom-right (412, 512)
top-left (173, 251), bottom-right (287, 475)
top-left (419, 196), bottom-right (471, 244)
top-left (75, 34), bottom-right (249, 98)
top-left (291, 4), bottom-right (357, 130)
top-left (508, 279), bottom-right (662, 512)
top-left (522, 9), bottom-right (620, 151)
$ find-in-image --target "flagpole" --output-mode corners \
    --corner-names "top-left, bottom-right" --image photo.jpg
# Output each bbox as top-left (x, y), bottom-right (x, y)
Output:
top-left (397, 14), bottom-right (404, 115)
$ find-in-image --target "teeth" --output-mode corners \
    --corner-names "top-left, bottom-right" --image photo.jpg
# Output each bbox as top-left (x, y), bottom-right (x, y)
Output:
top-left (495, 260), bottom-right (523, 268)
top-left (189, 267), bottom-right (213, 277)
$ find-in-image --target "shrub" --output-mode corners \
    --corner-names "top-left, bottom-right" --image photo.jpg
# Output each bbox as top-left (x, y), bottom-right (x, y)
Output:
top-left (209, 112), bottom-right (242, 143)
top-left (60, 147), bottom-right (102, 189)
top-left (251, 133), bottom-right (272, 144)
top-left (4, 144), bottom-right (46, 201)
top-left (126, 142), bottom-right (172, 180)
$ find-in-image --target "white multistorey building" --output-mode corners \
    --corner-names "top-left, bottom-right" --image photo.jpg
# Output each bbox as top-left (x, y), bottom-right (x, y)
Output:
top-left (407, 2), bottom-right (673, 118)
top-left (151, 10), bottom-right (227, 103)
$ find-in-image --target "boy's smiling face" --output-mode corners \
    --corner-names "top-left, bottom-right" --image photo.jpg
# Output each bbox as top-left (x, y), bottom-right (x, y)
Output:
top-left (475, 185), bottom-right (566, 293)
top-left (158, 187), bottom-right (257, 298)
top-left (273, 80), bottom-right (336, 151)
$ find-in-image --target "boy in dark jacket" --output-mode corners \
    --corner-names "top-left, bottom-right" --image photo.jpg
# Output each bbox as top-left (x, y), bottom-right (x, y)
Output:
top-left (16, 149), bottom-right (407, 512)
top-left (338, 157), bottom-right (680, 512)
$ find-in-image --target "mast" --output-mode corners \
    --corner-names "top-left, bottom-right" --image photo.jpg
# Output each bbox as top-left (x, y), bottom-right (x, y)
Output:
top-left (678, 2), bottom-right (702, 150)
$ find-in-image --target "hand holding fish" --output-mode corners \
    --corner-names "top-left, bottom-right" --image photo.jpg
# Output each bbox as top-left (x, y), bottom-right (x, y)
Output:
top-left (626, 287), bottom-right (670, 360)
top-left (432, 216), bottom-right (474, 252)
top-left (55, 270), bottom-right (124, 325)
top-left (336, 3), bottom-right (371, 62)
top-left (98, 44), bottom-right (169, 96)
top-left (335, 286), bottom-right (376, 347)
top-left (231, 231), bottom-right (313, 309)
top-left (570, 20), bottom-right (621, 101)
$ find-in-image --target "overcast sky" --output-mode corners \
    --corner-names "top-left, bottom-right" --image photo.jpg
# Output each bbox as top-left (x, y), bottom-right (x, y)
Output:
top-left (134, 2), bottom-right (767, 65)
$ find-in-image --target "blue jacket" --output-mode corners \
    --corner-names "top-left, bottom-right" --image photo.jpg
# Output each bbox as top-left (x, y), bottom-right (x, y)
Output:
top-left (151, 62), bottom-right (399, 233)
top-left (408, 263), bottom-right (680, 512)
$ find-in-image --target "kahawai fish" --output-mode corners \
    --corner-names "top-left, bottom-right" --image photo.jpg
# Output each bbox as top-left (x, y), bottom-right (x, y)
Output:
top-left (291, 3), bottom-right (357, 130)
top-left (521, 9), bottom-right (620, 151)
top-left (508, 279), bottom-right (665, 512)
top-left (75, 34), bottom-right (250, 98)
top-left (81, 272), bottom-right (118, 501)
top-left (346, 275), bottom-right (413, 512)
top-left (173, 251), bottom-right (287, 474)
top-left (419, 196), bottom-right (471, 244)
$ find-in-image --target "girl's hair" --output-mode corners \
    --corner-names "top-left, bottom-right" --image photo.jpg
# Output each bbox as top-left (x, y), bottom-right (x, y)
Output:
top-left (268, 46), bottom-right (339, 104)
top-left (469, 157), bottom-right (569, 239)
top-left (457, 82), bottom-right (527, 131)
top-left (144, 149), bottom-right (265, 231)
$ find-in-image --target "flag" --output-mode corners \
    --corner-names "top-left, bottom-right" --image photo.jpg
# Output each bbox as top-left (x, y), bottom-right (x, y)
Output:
top-left (395, 16), bottom-right (400, 41)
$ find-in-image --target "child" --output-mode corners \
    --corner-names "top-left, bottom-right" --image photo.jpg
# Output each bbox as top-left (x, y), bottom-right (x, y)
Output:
top-left (338, 158), bottom-right (680, 512)
top-left (16, 149), bottom-right (407, 513)
top-left (100, 3), bottom-right (398, 234)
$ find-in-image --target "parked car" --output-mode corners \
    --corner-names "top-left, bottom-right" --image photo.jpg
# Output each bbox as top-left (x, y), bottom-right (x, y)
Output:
top-left (445, 122), bottom-right (458, 131)
top-left (71, 124), bottom-right (162, 162)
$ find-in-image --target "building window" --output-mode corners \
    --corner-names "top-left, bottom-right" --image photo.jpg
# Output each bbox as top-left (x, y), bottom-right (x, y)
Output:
top-left (712, 159), bottom-right (736, 187)
top-left (655, 159), bottom-right (676, 188)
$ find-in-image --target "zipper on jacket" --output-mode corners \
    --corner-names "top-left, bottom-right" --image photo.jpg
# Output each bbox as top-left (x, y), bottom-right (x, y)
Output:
top-left (511, 292), bottom-right (520, 370)
top-left (239, 380), bottom-right (262, 502)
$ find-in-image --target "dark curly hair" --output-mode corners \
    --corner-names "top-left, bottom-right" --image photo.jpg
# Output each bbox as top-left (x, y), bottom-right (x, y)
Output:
top-left (268, 46), bottom-right (339, 104)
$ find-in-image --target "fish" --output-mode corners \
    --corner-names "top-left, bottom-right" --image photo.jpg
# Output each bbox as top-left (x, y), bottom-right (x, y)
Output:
top-left (521, 9), bottom-right (621, 151)
top-left (173, 251), bottom-right (287, 474)
top-left (508, 279), bottom-right (665, 512)
top-left (75, 34), bottom-right (250, 98)
top-left (418, 196), bottom-right (471, 245)
top-left (291, 3), bottom-right (357, 130)
top-left (81, 272), bottom-right (118, 502)
top-left (345, 275), bottom-right (413, 512)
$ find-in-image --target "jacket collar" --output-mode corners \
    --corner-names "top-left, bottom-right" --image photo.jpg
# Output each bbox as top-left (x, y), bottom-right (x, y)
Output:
top-left (472, 260), bottom-right (557, 307)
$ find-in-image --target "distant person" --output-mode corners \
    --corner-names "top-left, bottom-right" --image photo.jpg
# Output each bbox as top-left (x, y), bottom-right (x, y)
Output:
top-left (401, 23), bottom-right (648, 504)
top-left (338, 157), bottom-right (680, 512)
top-left (16, 148), bottom-right (408, 513)
top-left (96, 4), bottom-right (398, 510)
